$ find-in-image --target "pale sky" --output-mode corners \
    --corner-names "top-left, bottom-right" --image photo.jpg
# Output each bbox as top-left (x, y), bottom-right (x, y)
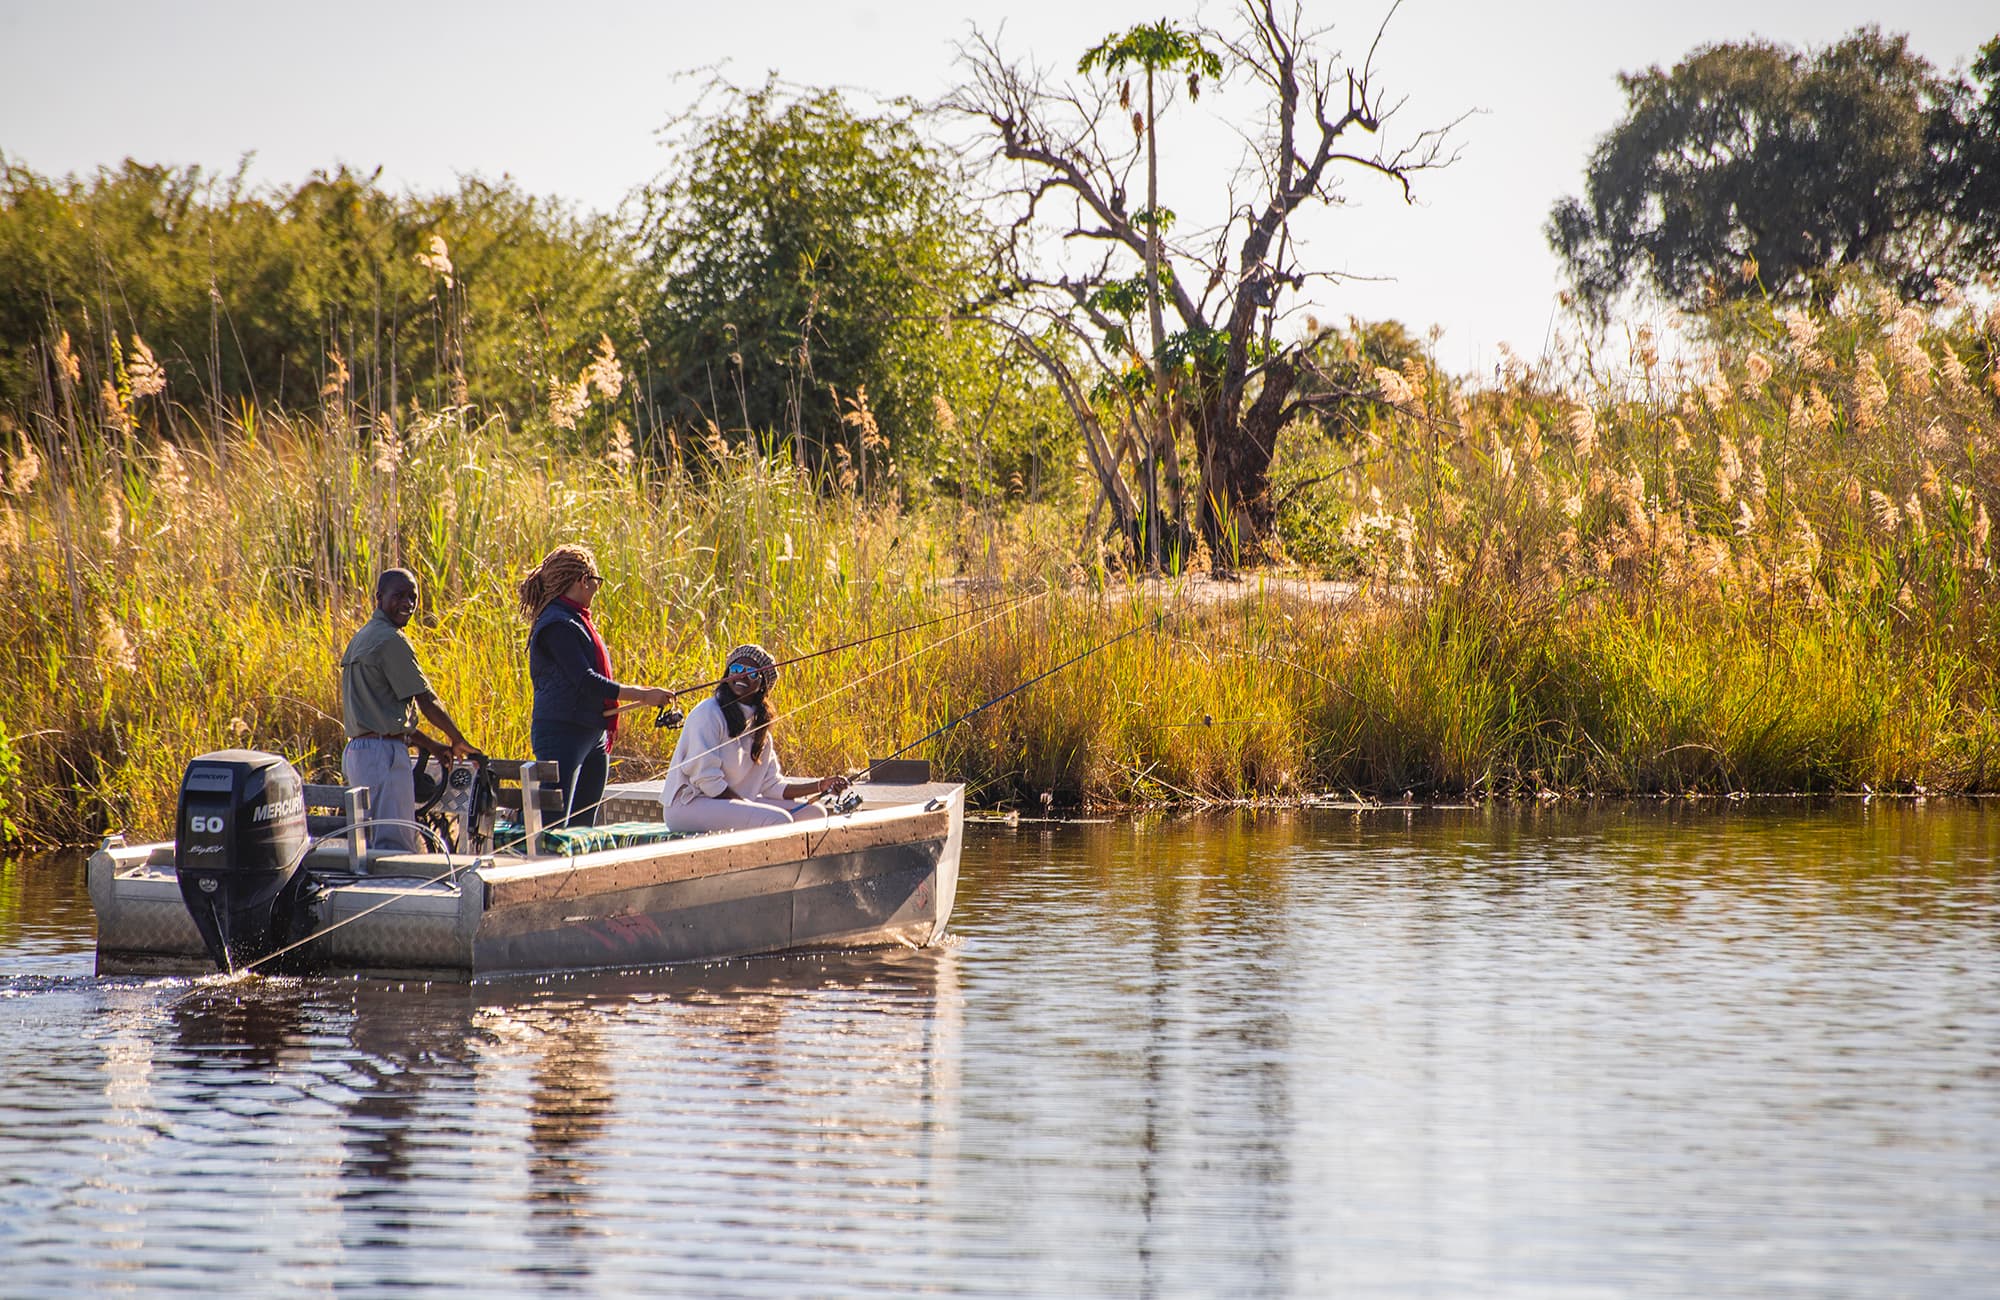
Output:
top-left (1, 0), bottom-right (1992, 374)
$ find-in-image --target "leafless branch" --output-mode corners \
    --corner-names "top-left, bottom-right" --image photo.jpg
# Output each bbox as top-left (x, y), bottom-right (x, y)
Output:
top-left (944, 0), bottom-right (1459, 559)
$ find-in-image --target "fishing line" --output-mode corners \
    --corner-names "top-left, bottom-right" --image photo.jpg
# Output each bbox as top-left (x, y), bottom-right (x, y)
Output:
top-left (1164, 631), bottom-right (1354, 698)
top-left (163, 817), bottom-right (467, 1002)
top-left (611, 585), bottom-right (1047, 713)
top-left (1151, 715), bottom-right (1276, 728)
top-left (544, 584), bottom-right (1051, 831)
top-left (456, 588), bottom-right (1056, 900)
top-left (860, 609), bottom-right (1167, 776)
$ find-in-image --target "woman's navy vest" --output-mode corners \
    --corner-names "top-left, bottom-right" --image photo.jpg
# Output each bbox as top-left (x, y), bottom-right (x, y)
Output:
top-left (528, 602), bottom-right (615, 730)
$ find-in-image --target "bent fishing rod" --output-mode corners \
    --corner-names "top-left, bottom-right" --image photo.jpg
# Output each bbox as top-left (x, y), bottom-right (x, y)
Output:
top-left (514, 584), bottom-right (1053, 833)
top-left (593, 600), bottom-right (1164, 828)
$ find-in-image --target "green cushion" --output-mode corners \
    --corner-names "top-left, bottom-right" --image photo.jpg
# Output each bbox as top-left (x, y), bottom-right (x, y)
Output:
top-left (495, 820), bottom-right (695, 857)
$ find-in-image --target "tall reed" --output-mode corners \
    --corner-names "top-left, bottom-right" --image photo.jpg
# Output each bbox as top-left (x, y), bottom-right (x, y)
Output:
top-left (2, 279), bottom-right (1998, 845)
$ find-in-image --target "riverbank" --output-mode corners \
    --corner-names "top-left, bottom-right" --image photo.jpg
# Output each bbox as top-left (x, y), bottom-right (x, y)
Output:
top-left (1, 470), bottom-right (1994, 846)
top-left (4, 285), bottom-right (1998, 845)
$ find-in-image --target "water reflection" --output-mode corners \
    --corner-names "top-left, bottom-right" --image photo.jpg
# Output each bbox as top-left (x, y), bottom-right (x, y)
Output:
top-left (0, 944), bottom-right (964, 1295)
top-left (524, 1015), bottom-right (612, 1243)
top-left (169, 980), bottom-right (312, 1075)
top-left (952, 803), bottom-right (2000, 1296)
top-left (0, 853), bottom-right (94, 976)
top-left (2, 804), bottom-right (1997, 1296)
top-left (334, 977), bottom-right (484, 1248)
top-left (1121, 814), bottom-right (1295, 1297)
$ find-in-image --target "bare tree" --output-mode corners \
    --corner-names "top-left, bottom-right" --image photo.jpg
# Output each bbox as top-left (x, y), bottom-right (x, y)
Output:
top-left (946, 0), bottom-right (1458, 571)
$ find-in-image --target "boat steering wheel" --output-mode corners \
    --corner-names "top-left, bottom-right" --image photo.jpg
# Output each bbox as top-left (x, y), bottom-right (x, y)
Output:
top-left (412, 751), bottom-right (450, 817)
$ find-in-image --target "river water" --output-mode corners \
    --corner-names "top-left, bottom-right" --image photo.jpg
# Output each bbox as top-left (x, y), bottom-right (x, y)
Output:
top-left (2, 803), bottom-right (1996, 1297)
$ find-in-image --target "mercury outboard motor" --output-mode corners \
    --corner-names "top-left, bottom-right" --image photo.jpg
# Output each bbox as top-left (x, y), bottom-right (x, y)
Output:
top-left (173, 749), bottom-right (311, 972)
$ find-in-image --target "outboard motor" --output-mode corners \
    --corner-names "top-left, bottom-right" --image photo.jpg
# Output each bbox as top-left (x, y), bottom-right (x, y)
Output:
top-left (173, 749), bottom-right (311, 972)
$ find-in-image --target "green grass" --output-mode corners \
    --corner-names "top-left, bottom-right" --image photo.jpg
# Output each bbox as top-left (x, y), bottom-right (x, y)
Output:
top-left (4, 282), bottom-right (2000, 844)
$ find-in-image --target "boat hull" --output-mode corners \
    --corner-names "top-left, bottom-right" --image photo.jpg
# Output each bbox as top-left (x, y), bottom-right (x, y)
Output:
top-left (91, 783), bottom-right (964, 980)
top-left (473, 834), bottom-right (948, 973)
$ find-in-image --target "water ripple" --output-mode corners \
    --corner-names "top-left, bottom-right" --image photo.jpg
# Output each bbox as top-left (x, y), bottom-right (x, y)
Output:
top-left (0, 805), bottom-right (1996, 1296)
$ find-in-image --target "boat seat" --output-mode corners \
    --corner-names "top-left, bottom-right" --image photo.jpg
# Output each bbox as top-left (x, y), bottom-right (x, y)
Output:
top-left (487, 760), bottom-right (566, 816)
top-left (304, 782), bottom-right (365, 836)
top-left (494, 819), bottom-right (699, 857)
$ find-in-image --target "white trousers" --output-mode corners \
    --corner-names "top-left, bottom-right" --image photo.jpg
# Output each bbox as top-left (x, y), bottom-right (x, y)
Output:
top-left (660, 794), bottom-right (830, 834)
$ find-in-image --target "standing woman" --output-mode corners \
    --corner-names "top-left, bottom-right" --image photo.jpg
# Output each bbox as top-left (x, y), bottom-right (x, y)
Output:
top-left (520, 544), bottom-right (674, 827)
top-left (658, 643), bottom-right (849, 832)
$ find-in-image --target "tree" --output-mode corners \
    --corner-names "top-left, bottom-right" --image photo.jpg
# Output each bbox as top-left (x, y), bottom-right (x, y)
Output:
top-left (1548, 27), bottom-right (2000, 318)
top-left (948, 1), bottom-right (1455, 570)
top-left (635, 81), bottom-right (993, 487)
top-left (0, 159), bottom-right (634, 428)
top-left (1932, 37), bottom-right (2000, 268)
top-left (1078, 24), bottom-right (1221, 398)
top-left (1076, 23), bottom-right (1221, 560)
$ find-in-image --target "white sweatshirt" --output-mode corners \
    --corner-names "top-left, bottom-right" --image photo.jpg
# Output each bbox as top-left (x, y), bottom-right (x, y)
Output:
top-left (659, 695), bottom-right (790, 810)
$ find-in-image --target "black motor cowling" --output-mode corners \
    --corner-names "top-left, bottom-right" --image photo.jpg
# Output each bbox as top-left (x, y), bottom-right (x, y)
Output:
top-left (173, 749), bottom-right (311, 972)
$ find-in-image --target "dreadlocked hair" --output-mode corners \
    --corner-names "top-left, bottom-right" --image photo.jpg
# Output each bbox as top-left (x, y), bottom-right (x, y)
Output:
top-left (518, 544), bottom-right (600, 621)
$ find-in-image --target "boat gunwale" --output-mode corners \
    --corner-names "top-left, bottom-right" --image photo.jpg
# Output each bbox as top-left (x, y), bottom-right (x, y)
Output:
top-left (88, 785), bottom-right (964, 978)
top-left (94, 784), bottom-right (961, 893)
top-left (478, 797), bottom-right (956, 907)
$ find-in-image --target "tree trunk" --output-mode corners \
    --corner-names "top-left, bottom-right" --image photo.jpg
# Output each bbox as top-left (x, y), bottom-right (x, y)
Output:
top-left (1142, 70), bottom-right (1173, 574)
top-left (1194, 355), bottom-right (1295, 570)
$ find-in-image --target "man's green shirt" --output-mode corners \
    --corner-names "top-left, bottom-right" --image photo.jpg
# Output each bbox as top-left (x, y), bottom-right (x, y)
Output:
top-left (340, 610), bottom-right (431, 738)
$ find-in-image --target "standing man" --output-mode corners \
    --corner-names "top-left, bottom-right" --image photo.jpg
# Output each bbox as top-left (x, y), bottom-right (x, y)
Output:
top-left (339, 568), bottom-right (476, 853)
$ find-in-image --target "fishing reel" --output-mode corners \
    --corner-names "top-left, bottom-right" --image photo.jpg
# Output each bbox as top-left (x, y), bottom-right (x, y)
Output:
top-left (653, 703), bottom-right (685, 729)
top-left (820, 778), bottom-right (864, 815)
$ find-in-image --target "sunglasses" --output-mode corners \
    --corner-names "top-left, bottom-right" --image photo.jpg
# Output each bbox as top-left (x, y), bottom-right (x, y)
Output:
top-left (726, 662), bottom-right (768, 679)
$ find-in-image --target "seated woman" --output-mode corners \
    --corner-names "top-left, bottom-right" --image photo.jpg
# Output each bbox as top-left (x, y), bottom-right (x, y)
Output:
top-left (658, 644), bottom-right (849, 832)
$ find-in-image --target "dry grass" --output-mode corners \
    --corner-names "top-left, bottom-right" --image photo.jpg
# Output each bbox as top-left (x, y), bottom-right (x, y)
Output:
top-left (3, 280), bottom-right (1999, 844)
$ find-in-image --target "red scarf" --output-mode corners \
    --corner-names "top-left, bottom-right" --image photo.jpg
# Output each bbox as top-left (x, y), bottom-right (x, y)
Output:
top-left (561, 597), bottom-right (618, 747)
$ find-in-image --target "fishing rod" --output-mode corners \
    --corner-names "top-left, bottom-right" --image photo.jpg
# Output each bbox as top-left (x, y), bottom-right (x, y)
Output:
top-left (559, 585), bottom-right (1053, 828)
top-left (842, 610), bottom-right (1168, 797)
top-left (169, 595), bottom-right (1157, 988)
top-left (609, 585), bottom-right (1046, 719)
